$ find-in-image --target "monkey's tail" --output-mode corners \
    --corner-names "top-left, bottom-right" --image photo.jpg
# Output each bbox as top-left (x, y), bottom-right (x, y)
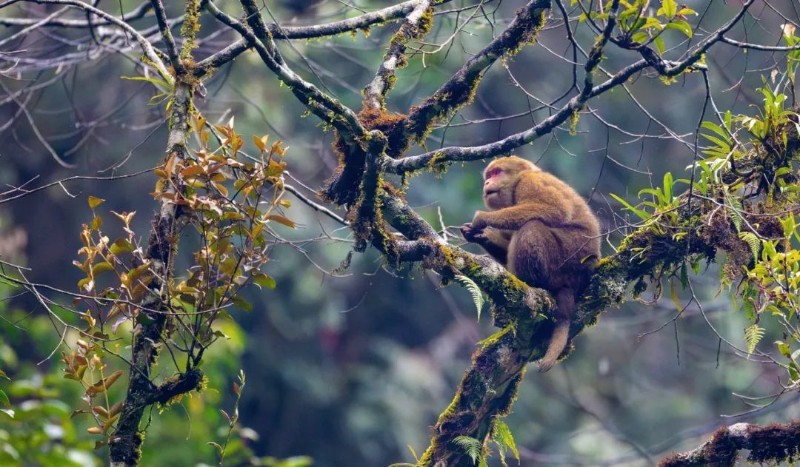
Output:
top-left (536, 288), bottom-right (573, 373)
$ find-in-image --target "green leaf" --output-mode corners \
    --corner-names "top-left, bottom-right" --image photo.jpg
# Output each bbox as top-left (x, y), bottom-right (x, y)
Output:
top-left (670, 281), bottom-right (682, 311)
top-left (88, 196), bottom-right (105, 209)
top-left (610, 193), bottom-right (650, 220)
top-left (493, 420), bottom-right (519, 462)
top-left (789, 362), bottom-right (800, 383)
top-left (776, 341), bottom-right (792, 359)
top-left (738, 232), bottom-right (761, 260)
top-left (657, 0), bottom-right (677, 17)
top-left (232, 295), bottom-right (253, 312)
top-left (654, 35), bottom-right (665, 55)
top-left (265, 214), bottom-right (296, 228)
top-left (680, 262), bottom-right (688, 288)
top-left (253, 272), bottom-right (277, 289)
top-left (631, 31), bottom-right (650, 45)
top-left (454, 275), bottom-right (485, 321)
top-left (665, 19), bottom-right (692, 38)
top-left (663, 172), bottom-right (674, 202)
top-left (727, 196), bottom-right (744, 233)
top-left (0, 390), bottom-right (13, 419)
top-left (91, 261), bottom-right (115, 275)
top-left (110, 238), bottom-right (134, 255)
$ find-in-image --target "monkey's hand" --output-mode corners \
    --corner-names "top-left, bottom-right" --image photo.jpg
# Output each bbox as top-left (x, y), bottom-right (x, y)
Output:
top-left (460, 222), bottom-right (487, 243)
top-left (469, 211), bottom-right (489, 231)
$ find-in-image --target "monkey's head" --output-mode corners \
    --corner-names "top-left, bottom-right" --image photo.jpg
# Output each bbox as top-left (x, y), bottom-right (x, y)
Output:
top-left (482, 156), bottom-right (540, 210)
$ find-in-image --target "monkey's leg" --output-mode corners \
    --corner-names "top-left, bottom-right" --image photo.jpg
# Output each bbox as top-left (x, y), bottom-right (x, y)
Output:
top-left (536, 288), bottom-right (574, 373)
top-left (461, 224), bottom-right (510, 265)
top-left (477, 228), bottom-right (510, 265)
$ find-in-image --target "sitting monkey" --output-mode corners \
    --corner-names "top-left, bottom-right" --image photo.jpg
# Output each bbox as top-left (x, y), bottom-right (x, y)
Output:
top-left (461, 156), bottom-right (601, 372)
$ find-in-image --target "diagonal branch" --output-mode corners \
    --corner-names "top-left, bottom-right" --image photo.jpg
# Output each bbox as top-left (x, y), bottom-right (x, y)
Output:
top-left (363, 0), bottom-right (433, 110)
top-left (149, 0), bottom-right (180, 71)
top-left (404, 0), bottom-right (551, 142)
top-left (206, 0), bottom-right (365, 138)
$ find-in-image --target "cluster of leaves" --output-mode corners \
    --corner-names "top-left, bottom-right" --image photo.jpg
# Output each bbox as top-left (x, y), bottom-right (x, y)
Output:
top-left (153, 114), bottom-right (290, 319)
top-left (393, 418), bottom-right (518, 467)
top-left (65, 113), bottom-right (294, 445)
top-left (739, 214), bottom-right (800, 385)
top-left (697, 63), bottom-right (800, 380)
top-left (578, 0), bottom-right (697, 53)
top-left (613, 64), bottom-right (800, 386)
top-left (451, 419), bottom-right (519, 467)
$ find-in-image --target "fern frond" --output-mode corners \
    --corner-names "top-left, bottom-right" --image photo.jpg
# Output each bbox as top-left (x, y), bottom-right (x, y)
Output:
top-left (453, 435), bottom-right (482, 465)
top-left (738, 231), bottom-right (761, 261)
top-left (454, 275), bottom-right (485, 320)
top-left (727, 196), bottom-right (744, 232)
top-left (744, 324), bottom-right (765, 355)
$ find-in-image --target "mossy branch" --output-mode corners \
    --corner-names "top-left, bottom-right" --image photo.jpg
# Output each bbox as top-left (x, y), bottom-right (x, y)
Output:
top-left (384, 0), bottom-right (760, 175)
top-left (206, 0), bottom-right (367, 139)
top-left (404, 0), bottom-right (551, 144)
top-left (376, 130), bottom-right (800, 464)
top-left (197, 0), bottom-right (454, 74)
top-left (660, 421), bottom-right (800, 467)
top-left (108, 57), bottom-right (196, 467)
top-left (363, 1), bottom-right (434, 109)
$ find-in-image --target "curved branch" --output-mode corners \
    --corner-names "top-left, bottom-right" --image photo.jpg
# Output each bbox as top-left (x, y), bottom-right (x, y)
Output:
top-left (149, 0), bottom-right (180, 71)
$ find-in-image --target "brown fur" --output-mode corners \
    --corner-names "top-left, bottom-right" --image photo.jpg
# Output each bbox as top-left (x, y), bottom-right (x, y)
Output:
top-left (461, 156), bottom-right (601, 372)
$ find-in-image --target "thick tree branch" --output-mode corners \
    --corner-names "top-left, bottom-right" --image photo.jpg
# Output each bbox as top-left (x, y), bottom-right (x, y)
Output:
top-left (108, 79), bottom-right (194, 467)
top-left (660, 421), bottom-right (800, 467)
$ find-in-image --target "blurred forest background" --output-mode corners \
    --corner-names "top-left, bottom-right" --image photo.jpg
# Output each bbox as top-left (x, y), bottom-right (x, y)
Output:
top-left (0, 0), bottom-right (799, 466)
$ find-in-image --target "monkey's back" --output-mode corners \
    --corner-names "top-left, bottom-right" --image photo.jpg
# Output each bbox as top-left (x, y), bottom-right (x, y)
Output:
top-left (508, 171), bottom-right (601, 292)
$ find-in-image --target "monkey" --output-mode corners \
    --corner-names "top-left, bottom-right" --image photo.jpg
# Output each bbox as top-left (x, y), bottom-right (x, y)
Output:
top-left (460, 156), bottom-right (601, 372)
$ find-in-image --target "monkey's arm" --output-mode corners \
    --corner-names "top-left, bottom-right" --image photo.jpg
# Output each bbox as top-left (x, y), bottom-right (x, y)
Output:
top-left (474, 172), bottom-right (580, 229)
top-left (471, 200), bottom-right (569, 231)
top-left (460, 224), bottom-right (509, 265)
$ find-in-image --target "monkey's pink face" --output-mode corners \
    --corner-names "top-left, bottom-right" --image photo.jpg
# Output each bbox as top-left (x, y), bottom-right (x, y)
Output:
top-left (483, 166), bottom-right (512, 210)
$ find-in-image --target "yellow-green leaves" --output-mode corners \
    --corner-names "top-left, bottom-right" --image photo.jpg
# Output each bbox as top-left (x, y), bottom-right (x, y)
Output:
top-left (87, 196), bottom-right (105, 209)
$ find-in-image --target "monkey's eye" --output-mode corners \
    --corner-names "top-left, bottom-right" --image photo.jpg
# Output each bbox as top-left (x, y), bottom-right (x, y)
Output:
top-left (485, 168), bottom-right (502, 179)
